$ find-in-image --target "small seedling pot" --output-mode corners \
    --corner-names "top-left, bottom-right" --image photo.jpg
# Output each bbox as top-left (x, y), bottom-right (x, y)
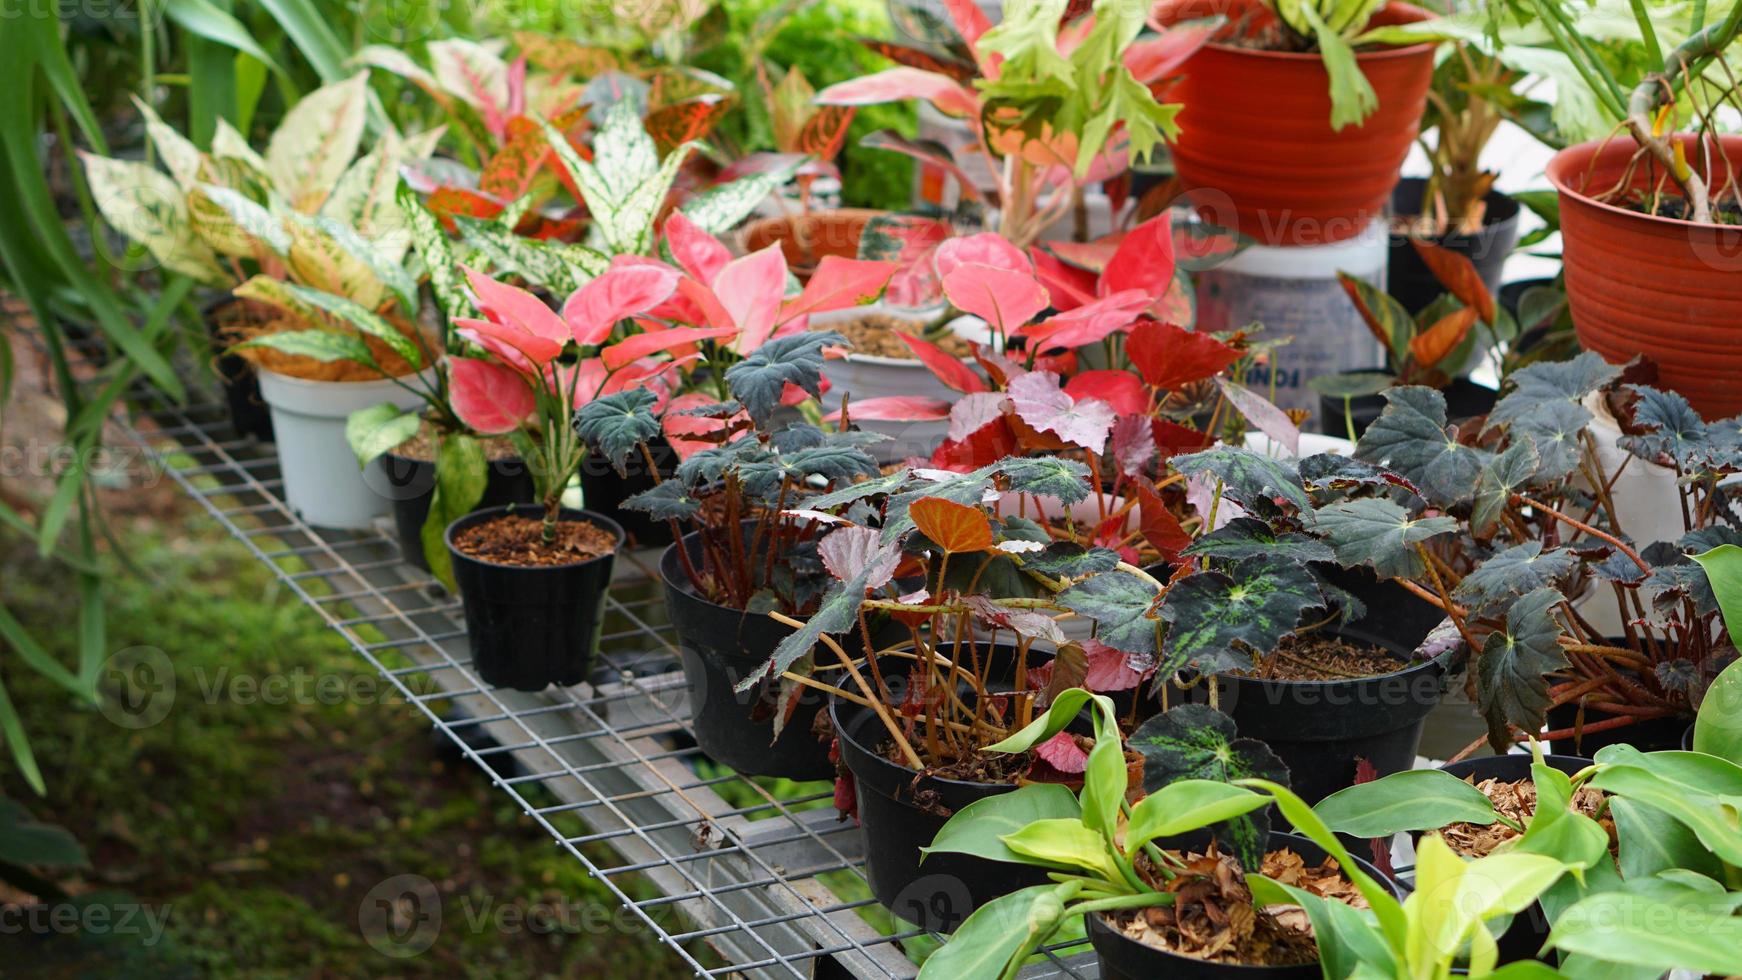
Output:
top-left (1202, 627), bottom-right (1446, 804)
top-left (831, 643), bottom-right (1063, 933)
top-left (446, 505), bottom-right (623, 692)
top-left (380, 451), bottom-right (536, 571)
top-left (1085, 831), bottom-right (1401, 979)
top-left (659, 528), bottom-right (904, 780)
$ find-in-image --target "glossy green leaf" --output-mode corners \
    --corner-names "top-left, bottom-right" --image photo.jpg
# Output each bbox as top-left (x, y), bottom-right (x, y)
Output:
top-left (1693, 653), bottom-right (1742, 766)
top-left (924, 784), bottom-right (1081, 866)
top-left (1001, 817), bottom-right (1120, 880)
top-left (1314, 768), bottom-right (1500, 837)
top-left (1549, 882), bottom-right (1742, 974)
top-left (421, 432), bottom-right (488, 591)
top-left (1126, 780), bottom-right (1269, 852)
top-left (345, 403), bottom-right (422, 468)
top-left (914, 884), bottom-right (1071, 980)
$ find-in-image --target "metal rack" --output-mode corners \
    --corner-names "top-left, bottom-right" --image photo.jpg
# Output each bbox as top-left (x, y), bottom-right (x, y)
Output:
top-left (130, 383), bottom-right (1101, 980)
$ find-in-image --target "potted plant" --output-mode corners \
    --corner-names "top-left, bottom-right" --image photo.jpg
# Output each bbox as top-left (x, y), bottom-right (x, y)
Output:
top-left (80, 74), bottom-right (444, 522)
top-left (1535, 0), bottom-right (1742, 418)
top-left (1149, 0), bottom-right (1438, 245)
top-left (440, 263), bottom-right (712, 690)
top-left (1344, 355), bottom-right (1741, 759)
top-left (735, 456), bottom-right (1167, 929)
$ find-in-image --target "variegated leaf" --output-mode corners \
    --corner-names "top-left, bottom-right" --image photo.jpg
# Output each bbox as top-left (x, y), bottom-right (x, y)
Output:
top-left (285, 283), bottom-right (427, 371)
top-left (282, 210), bottom-right (387, 311)
top-left (212, 118), bottom-right (269, 178)
top-left (302, 210), bottom-right (416, 313)
top-left (427, 39), bottom-right (508, 114)
top-left (350, 45), bottom-right (445, 100)
top-left (397, 181), bottom-right (466, 322)
top-left (233, 274), bottom-right (326, 324)
top-left (544, 104), bottom-right (691, 255)
top-left (80, 152), bottom-right (223, 283)
top-left (511, 32), bottom-right (621, 75)
top-left (189, 183), bottom-right (288, 257)
top-left (130, 95), bottom-right (202, 191)
top-left (679, 158), bottom-right (801, 234)
top-left (454, 216), bottom-right (605, 293)
top-left (265, 73), bottom-right (369, 212)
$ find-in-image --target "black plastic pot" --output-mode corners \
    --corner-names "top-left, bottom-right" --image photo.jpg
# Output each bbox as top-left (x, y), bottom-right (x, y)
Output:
top-left (1206, 629), bottom-right (1446, 804)
top-left (659, 530), bottom-right (904, 781)
top-left (1317, 375), bottom-right (1498, 439)
top-left (1318, 564), bottom-right (1448, 654)
top-left (832, 643), bottom-right (1060, 933)
top-left (382, 450), bottom-right (536, 571)
top-left (1546, 698), bottom-right (1689, 756)
top-left (202, 294), bottom-right (274, 442)
top-left (446, 505), bottom-right (623, 692)
top-left (580, 437), bottom-right (679, 548)
top-left (1683, 723), bottom-right (1696, 751)
top-left (1386, 178), bottom-right (1521, 315)
top-left (1432, 754), bottom-right (1594, 966)
top-left (1086, 831), bottom-right (1401, 979)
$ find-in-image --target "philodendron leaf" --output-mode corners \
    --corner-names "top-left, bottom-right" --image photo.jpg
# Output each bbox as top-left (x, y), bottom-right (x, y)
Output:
top-left (997, 456), bottom-right (1092, 505)
top-left (1487, 350), bottom-right (1619, 428)
top-left (576, 389), bottom-right (661, 476)
top-left (1453, 542), bottom-right (1579, 618)
top-left (1310, 497), bottom-right (1457, 580)
top-left (1472, 441), bottom-right (1539, 535)
top-left (724, 331), bottom-right (845, 424)
top-left (924, 784), bottom-right (1082, 866)
top-left (1124, 780), bottom-right (1270, 854)
top-left (1355, 386), bottom-right (1490, 507)
top-left (1549, 880), bottom-right (1742, 975)
top-left (1476, 587), bottom-right (1568, 751)
top-left (1610, 796), bottom-right (1725, 881)
top-left (345, 402), bottom-right (422, 468)
top-left (1314, 769), bottom-right (1500, 838)
top-left (1057, 571), bottom-right (1161, 656)
top-left (1693, 646), bottom-right (1742, 766)
top-left (914, 884), bottom-right (1072, 980)
top-left (1130, 704), bottom-right (1287, 868)
top-left (1157, 556), bottom-right (1324, 676)
top-left (1182, 517), bottom-right (1335, 565)
top-left (1170, 447), bottom-right (1311, 513)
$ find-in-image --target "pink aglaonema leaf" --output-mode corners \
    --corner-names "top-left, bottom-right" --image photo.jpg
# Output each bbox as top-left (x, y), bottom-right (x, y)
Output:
top-left (1081, 637), bottom-right (1153, 691)
top-left (1007, 371), bottom-right (1116, 451)
top-left (561, 262), bottom-right (682, 347)
top-left (600, 324), bottom-right (736, 371)
top-left (814, 67), bottom-right (978, 117)
top-left (1065, 370), bottom-right (1148, 417)
top-left (897, 332), bottom-right (988, 394)
top-left (818, 525), bottom-right (901, 590)
top-left (1123, 19), bottom-right (1221, 82)
top-left (935, 233), bottom-right (1032, 280)
top-left (1043, 238), bottom-right (1119, 274)
top-left (717, 245), bottom-right (789, 355)
top-left (453, 318), bottom-right (549, 373)
top-left (1102, 213), bottom-right (1176, 300)
top-left (948, 391), bottom-right (1009, 442)
top-left (1019, 290), bottom-right (1149, 351)
top-left (449, 357), bottom-right (534, 435)
top-left (662, 210), bottom-right (731, 285)
top-left (826, 395), bottom-right (951, 422)
top-left (464, 265), bottom-right (569, 347)
top-left (780, 256), bottom-right (897, 322)
top-left (940, 262), bottom-right (1050, 336)
top-left (1029, 247), bottom-right (1098, 311)
top-left (942, 0), bottom-right (993, 52)
top-left (1216, 377), bottom-right (1300, 457)
top-left (663, 391), bottom-right (747, 460)
top-left (1033, 731), bottom-right (1089, 774)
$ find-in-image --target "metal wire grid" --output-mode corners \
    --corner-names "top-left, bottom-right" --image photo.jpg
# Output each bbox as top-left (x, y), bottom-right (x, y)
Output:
top-left (123, 382), bottom-right (1103, 980)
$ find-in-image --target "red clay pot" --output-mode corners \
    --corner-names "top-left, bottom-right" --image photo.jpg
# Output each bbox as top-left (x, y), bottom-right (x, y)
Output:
top-left (1152, 0), bottom-right (1436, 246)
top-left (1546, 134), bottom-right (1742, 420)
top-left (741, 208), bottom-right (883, 281)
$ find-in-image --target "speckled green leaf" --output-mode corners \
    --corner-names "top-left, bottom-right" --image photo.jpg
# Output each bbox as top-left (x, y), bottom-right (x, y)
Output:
top-left (1058, 570), bottom-right (1160, 656)
top-left (1158, 556), bottom-right (1323, 675)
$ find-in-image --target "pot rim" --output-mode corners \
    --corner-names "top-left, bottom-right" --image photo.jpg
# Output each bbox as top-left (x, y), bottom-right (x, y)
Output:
top-left (255, 362), bottom-right (432, 387)
top-left (1389, 177), bottom-right (1523, 239)
top-left (1183, 1), bottom-right (1437, 62)
top-left (1211, 626), bottom-right (1442, 690)
top-left (445, 504), bottom-right (624, 571)
top-left (1546, 133), bottom-right (1742, 235)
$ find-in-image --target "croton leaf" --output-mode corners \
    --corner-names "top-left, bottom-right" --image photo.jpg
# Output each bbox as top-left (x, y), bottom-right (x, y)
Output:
top-left (1355, 386), bottom-right (1490, 507)
top-left (1620, 385), bottom-right (1710, 467)
top-left (1131, 703), bottom-right (1289, 868)
top-left (724, 331), bottom-right (845, 424)
top-left (575, 389), bottom-right (661, 476)
top-left (622, 480), bottom-right (702, 521)
top-left (1487, 350), bottom-right (1620, 429)
top-left (1157, 557), bottom-right (1325, 676)
top-left (1311, 498), bottom-right (1458, 580)
top-left (909, 496), bottom-right (994, 553)
top-left (1020, 542), bottom-right (1121, 580)
top-left (997, 456), bottom-right (1092, 504)
top-left (1477, 587), bottom-right (1569, 751)
top-left (1511, 397), bottom-right (1591, 481)
top-left (1454, 542), bottom-right (1580, 618)
top-left (1125, 319), bottom-right (1242, 390)
top-left (1170, 447), bottom-right (1311, 513)
top-left (1472, 441), bottom-right (1540, 535)
top-left (1183, 516), bottom-right (1335, 565)
top-left (1058, 570), bottom-right (1161, 656)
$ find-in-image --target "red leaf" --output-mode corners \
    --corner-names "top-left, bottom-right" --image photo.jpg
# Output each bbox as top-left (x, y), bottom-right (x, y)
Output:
top-left (1123, 20), bottom-right (1219, 82)
top-left (449, 357), bottom-right (534, 434)
top-left (828, 395), bottom-right (951, 422)
top-left (480, 116), bottom-right (551, 201)
top-left (940, 262), bottom-right (1050, 335)
top-left (930, 416), bottom-right (1019, 471)
top-left (1153, 417), bottom-right (1212, 457)
top-left (1065, 370), bottom-right (1148, 417)
top-left (1034, 731), bottom-right (1089, 774)
top-left (1019, 290), bottom-right (1149, 351)
top-left (1082, 638), bottom-right (1151, 691)
top-left (815, 67), bottom-right (978, 117)
top-left (1125, 319), bottom-right (1241, 390)
top-left (662, 391), bottom-right (747, 460)
top-left (600, 324), bottom-right (736, 371)
top-left (464, 265), bottom-right (569, 347)
top-left (644, 95), bottom-right (730, 154)
top-left (663, 210), bottom-right (731, 284)
top-left (561, 262), bottom-right (682, 347)
top-left (1029, 246), bottom-right (1098, 311)
top-left (936, 233), bottom-right (1032, 279)
top-left (1408, 305), bottom-right (1480, 370)
top-left (1135, 479), bottom-right (1191, 562)
top-left (1110, 414), bottom-right (1158, 478)
top-left (898, 332), bottom-right (988, 394)
top-left (1008, 371), bottom-right (1116, 451)
top-left (1102, 213), bottom-right (1177, 298)
top-left (426, 186), bottom-right (504, 230)
top-left (1410, 239), bottom-right (1495, 324)
top-left (909, 497), bottom-right (994, 553)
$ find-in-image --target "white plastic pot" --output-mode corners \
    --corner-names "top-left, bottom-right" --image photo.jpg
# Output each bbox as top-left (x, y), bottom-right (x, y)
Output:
top-left (1574, 390), bottom-right (1682, 636)
top-left (257, 367), bottom-right (434, 529)
top-left (815, 306), bottom-right (986, 462)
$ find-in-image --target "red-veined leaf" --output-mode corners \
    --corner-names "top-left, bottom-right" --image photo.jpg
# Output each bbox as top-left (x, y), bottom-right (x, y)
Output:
top-left (645, 95), bottom-right (731, 154)
top-left (856, 38), bottom-right (979, 82)
top-left (797, 105), bottom-right (858, 161)
top-left (1034, 731), bottom-right (1090, 774)
top-left (819, 525), bottom-right (902, 589)
top-left (930, 416), bottom-right (1020, 471)
top-left (898, 332), bottom-right (988, 394)
top-left (427, 186), bottom-right (504, 230)
top-left (481, 116), bottom-right (551, 201)
top-left (1111, 414), bottom-right (1158, 478)
top-left (909, 497), bottom-right (994, 553)
top-left (1125, 319), bottom-right (1241, 389)
top-left (1019, 290), bottom-right (1149, 351)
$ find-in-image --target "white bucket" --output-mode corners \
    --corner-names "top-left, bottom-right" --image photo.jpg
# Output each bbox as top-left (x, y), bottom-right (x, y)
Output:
top-left (258, 367), bottom-right (434, 529)
top-left (1198, 222), bottom-right (1389, 428)
top-left (1573, 390), bottom-right (1683, 636)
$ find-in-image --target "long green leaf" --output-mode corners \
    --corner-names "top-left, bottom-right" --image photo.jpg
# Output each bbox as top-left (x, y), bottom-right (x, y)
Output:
top-left (0, 673), bottom-right (45, 795)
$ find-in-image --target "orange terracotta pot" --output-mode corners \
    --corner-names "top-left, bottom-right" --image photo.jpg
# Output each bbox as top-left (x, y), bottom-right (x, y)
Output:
top-left (1547, 135), bottom-right (1742, 420)
top-left (1152, 0), bottom-right (1436, 246)
top-left (741, 208), bottom-right (884, 280)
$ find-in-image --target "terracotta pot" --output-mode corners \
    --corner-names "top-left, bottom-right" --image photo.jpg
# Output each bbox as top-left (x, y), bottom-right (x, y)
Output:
top-left (741, 208), bottom-right (883, 279)
top-left (1546, 134), bottom-right (1742, 419)
top-left (1151, 0), bottom-right (1436, 246)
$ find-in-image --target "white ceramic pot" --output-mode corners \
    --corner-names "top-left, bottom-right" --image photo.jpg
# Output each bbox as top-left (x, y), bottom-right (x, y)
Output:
top-left (257, 367), bottom-right (434, 529)
top-left (1574, 390), bottom-right (1682, 636)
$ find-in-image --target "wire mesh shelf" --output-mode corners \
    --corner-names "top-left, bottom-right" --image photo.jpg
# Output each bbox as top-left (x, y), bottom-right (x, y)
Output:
top-left (127, 381), bottom-right (1103, 980)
